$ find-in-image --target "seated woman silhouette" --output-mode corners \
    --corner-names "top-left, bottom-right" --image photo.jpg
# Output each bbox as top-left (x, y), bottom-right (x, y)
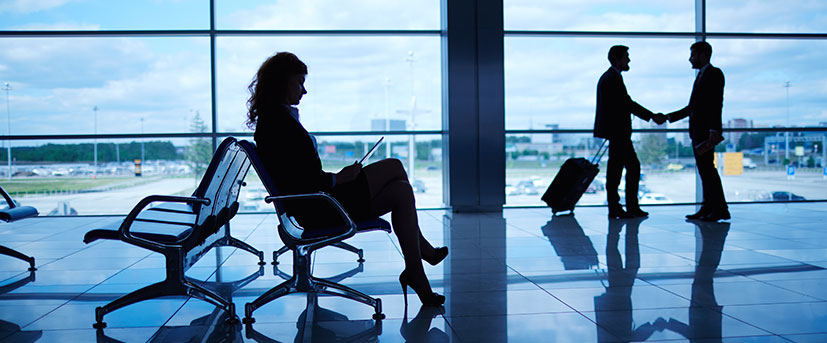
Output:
top-left (247, 52), bottom-right (447, 306)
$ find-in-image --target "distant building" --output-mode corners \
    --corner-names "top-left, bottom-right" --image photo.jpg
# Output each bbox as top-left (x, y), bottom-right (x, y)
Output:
top-left (727, 118), bottom-right (753, 145)
top-left (531, 124), bottom-right (560, 144)
top-left (371, 118), bottom-right (406, 131)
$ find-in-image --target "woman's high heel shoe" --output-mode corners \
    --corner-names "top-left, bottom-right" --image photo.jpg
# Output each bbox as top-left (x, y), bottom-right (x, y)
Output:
top-left (423, 247), bottom-right (448, 266)
top-left (399, 269), bottom-right (445, 307)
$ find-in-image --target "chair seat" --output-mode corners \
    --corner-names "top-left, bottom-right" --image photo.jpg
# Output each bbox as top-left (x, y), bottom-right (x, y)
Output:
top-left (301, 218), bottom-right (391, 239)
top-left (0, 206), bottom-right (38, 222)
top-left (83, 220), bottom-right (194, 244)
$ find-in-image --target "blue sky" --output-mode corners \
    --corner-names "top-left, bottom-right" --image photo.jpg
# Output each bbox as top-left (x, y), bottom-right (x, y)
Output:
top-left (0, 0), bottom-right (825, 143)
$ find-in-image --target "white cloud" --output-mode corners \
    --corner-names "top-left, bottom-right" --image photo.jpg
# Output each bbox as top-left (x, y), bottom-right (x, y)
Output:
top-left (10, 22), bottom-right (101, 30)
top-left (0, 0), bottom-right (75, 14)
top-left (219, 0), bottom-right (439, 30)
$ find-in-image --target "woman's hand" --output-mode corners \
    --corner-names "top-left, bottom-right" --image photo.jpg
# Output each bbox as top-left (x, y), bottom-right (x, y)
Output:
top-left (335, 162), bottom-right (362, 185)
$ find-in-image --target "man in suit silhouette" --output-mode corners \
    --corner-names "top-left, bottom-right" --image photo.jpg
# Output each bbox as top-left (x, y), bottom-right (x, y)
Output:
top-left (656, 41), bottom-right (729, 222)
top-left (594, 45), bottom-right (656, 219)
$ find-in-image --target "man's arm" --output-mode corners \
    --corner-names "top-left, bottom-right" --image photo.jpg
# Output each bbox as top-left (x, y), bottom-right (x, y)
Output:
top-left (666, 106), bottom-right (690, 123)
top-left (629, 100), bottom-right (654, 122)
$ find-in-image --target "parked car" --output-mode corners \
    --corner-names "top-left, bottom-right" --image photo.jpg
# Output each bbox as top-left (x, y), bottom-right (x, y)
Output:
top-left (517, 180), bottom-right (539, 195)
top-left (767, 191), bottom-right (806, 201)
top-left (412, 179), bottom-right (426, 193)
top-left (505, 184), bottom-right (521, 196)
top-left (585, 178), bottom-right (604, 194)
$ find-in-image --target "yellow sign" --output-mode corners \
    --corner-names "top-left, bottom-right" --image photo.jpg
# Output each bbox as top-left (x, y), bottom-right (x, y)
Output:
top-left (723, 152), bottom-right (743, 175)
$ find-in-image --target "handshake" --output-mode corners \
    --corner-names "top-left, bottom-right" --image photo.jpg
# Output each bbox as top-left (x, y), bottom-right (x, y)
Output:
top-left (651, 113), bottom-right (668, 125)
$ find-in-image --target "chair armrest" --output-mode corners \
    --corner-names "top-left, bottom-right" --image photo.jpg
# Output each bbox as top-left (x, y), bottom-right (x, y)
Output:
top-left (0, 185), bottom-right (17, 209)
top-left (265, 193), bottom-right (357, 250)
top-left (118, 195), bottom-right (211, 252)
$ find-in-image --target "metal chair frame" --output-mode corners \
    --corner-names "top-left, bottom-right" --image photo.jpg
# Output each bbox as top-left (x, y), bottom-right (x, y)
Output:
top-left (83, 137), bottom-right (264, 329)
top-left (237, 140), bottom-right (389, 324)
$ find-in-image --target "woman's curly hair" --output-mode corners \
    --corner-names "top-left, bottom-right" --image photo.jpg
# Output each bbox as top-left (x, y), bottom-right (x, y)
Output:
top-left (246, 52), bottom-right (308, 129)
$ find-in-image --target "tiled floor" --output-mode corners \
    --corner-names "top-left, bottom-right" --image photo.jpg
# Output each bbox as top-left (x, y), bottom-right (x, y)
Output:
top-left (1, 203), bottom-right (827, 342)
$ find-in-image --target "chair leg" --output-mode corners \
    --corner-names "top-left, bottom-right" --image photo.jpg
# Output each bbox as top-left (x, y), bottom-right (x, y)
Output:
top-left (0, 245), bottom-right (36, 271)
top-left (224, 236), bottom-right (266, 265)
top-left (93, 280), bottom-right (176, 329)
top-left (313, 276), bottom-right (384, 319)
top-left (331, 242), bottom-right (365, 262)
top-left (272, 246), bottom-right (290, 265)
top-left (182, 279), bottom-right (238, 324)
top-left (243, 277), bottom-right (297, 324)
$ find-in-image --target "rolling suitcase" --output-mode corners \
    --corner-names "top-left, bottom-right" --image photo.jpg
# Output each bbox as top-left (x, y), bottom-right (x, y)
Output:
top-left (541, 140), bottom-right (607, 215)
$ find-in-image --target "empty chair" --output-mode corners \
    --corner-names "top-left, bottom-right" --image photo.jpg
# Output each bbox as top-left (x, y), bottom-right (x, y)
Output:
top-left (82, 137), bottom-right (264, 328)
top-left (0, 185), bottom-right (38, 271)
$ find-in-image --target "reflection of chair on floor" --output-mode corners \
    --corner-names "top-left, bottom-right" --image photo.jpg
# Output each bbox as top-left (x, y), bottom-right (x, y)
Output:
top-left (0, 185), bottom-right (38, 271)
top-left (95, 259), bottom-right (264, 343)
top-left (246, 260), bottom-right (380, 342)
top-left (540, 215), bottom-right (599, 270)
top-left (0, 269), bottom-right (35, 295)
top-left (238, 140), bottom-right (389, 324)
top-left (83, 137), bottom-right (264, 329)
top-left (0, 269), bottom-right (41, 342)
top-left (245, 293), bottom-right (383, 343)
top-left (0, 319), bottom-right (42, 343)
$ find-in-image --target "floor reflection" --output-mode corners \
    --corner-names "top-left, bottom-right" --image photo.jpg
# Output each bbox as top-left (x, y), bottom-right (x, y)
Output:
top-left (664, 220), bottom-right (730, 342)
top-left (2, 205), bottom-right (827, 342)
top-left (245, 263), bottom-right (381, 343)
top-left (541, 215), bottom-right (599, 270)
top-left (595, 217), bottom-right (665, 342)
top-left (98, 262), bottom-right (263, 343)
top-left (400, 306), bottom-right (448, 343)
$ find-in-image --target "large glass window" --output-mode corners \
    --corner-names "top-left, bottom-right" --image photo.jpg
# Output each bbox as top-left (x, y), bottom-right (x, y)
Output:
top-left (504, 2), bottom-right (827, 207)
top-left (707, 1), bottom-right (827, 33)
top-left (0, 0), bottom-right (209, 30)
top-left (0, 1), bottom-right (443, 216)
top-left (0, 37), bottom-right (212, 135)
top-left (504, 0), bottom-right (694, 32)
top-left (215, 0), bottom-right (440, 30)
top-left (216, 36), bottom-right (442, 133)
top-left (505, 37), bottom-right (695, 130)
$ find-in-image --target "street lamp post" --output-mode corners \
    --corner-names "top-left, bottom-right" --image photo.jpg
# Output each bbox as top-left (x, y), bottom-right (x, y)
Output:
top-left (406, 51), bottom-right (416, 181)
top-left (3, 82), bottom-right (11, 180)
top-left (140, 117), bottom-right (145, 162)
top-left (384, 76), bottom-right (391, 159)
top-left (784, 81), bottom-right (791, 161)
top-left (93, 106), bottom-right (98, 177)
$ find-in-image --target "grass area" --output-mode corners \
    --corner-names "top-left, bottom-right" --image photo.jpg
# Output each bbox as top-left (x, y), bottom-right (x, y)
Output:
top-left (0, 176), bottom-right (158, 195)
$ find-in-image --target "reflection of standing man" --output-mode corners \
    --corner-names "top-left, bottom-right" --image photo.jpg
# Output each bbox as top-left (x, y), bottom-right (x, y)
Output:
top-left (665, 221), bottom-right (730, 342)
top-left (659, 41), bottom-right (729, 222)
top-left (594, 45), bottom-right (656, 219)
top-left (595, 217), bottom-right (663, 342)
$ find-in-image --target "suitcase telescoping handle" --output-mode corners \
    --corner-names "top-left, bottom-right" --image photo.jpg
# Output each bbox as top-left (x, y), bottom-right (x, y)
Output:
top-left (590, 139), bottom-right (608, 165)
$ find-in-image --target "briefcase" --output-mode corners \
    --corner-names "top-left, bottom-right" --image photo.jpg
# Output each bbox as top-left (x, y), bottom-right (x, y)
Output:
top-left (541, 140), bottom-right (607, 215)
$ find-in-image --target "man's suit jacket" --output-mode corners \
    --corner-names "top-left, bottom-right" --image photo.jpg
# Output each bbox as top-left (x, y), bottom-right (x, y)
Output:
top-left (667, 65), bottom-right (725, 143)
top-left (254, 106), bottom-right (334, 198)
top-left (594, 67), bottom-right (654, 140)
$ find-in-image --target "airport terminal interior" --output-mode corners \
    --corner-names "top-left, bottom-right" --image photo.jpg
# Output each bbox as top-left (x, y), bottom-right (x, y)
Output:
top-left (2, 1), bottom-right (827, 342)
